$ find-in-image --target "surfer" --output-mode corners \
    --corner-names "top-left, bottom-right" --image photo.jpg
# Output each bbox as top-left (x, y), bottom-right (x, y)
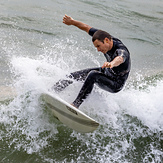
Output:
top-left (53, 15), bottom-right (131, 108)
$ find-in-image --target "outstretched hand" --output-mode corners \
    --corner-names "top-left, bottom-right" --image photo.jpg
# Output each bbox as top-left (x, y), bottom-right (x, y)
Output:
top-left (62, 14), bottom-right (92, 33)
top-left (63, 14), bottom-right (74, 25)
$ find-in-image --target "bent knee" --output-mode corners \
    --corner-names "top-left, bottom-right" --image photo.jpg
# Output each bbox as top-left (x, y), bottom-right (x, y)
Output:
top-left (112, 86), bottom-right (124, 93)
top-left (87, 70), bottom-right (99, 79)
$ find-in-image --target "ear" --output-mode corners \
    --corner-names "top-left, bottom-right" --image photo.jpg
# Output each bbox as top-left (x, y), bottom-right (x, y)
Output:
top-left (104, 37), bottom-right (109, 43)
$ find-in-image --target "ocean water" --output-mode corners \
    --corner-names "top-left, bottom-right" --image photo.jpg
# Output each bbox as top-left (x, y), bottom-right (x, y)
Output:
top-left (0, 0), bottom-right (163, 162)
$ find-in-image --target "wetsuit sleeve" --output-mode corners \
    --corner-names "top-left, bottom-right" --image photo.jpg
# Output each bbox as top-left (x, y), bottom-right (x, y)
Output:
top-left (88, 28), bottom-right (98, 36)
top-left (116, 49), bottom-right (128, 63)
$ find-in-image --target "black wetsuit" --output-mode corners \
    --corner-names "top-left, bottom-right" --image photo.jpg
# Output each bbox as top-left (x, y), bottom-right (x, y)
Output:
top-left (53, 28), bottom-right (131, 108)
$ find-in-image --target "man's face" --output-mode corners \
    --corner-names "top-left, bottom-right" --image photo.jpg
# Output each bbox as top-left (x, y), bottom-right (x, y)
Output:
top-left (93, 38), bottom-right (112, 54)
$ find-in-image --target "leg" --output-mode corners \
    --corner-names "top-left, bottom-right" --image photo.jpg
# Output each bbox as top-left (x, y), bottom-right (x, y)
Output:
top-left (52, 67), bottom-right (102, 92)
top-left (72, 70), bottom-right (122, 108)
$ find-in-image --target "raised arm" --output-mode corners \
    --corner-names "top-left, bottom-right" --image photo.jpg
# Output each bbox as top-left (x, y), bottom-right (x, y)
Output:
top-left (63, 14), bottom-right (92, 33)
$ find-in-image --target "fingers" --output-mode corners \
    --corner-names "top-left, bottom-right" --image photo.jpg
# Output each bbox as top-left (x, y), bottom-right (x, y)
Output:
top-left (102, 62), bottom-right (112, 68)
top-left (63, 14), bottom-right (68, 20)
top-left (102, 62), bottom-right (107, 68)
top-left (63, 14), bottom-right (67, 24)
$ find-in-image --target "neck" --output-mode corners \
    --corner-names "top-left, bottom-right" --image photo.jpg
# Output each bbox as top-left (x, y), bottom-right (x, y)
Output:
top-left (108, 39), bottom-right (113, 51)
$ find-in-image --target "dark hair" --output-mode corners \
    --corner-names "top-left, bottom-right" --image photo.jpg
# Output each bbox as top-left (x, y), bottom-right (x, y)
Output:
top-left (92, 30), bottom-right (112, 43)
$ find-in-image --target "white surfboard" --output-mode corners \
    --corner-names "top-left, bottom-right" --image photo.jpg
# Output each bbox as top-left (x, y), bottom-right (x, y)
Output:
top-left (40, 93), bottom-right (99, 133)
